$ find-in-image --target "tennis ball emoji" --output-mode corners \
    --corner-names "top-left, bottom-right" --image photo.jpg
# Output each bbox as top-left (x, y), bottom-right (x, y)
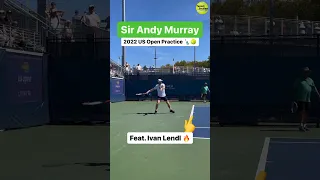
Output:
top-left (196, 1), bottom-right (209, 15)
top-left (191, 39), bottom-right (197, 45)
top-left (184, 116), bottom-right (196, 133)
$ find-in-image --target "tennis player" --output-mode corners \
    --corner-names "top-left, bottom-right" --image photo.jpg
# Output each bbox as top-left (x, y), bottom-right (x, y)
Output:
top-left (145, 79), bottom-right (175, 114)
top-left (294, 67), bottom-right (320, 131)
top-left (201, 82), bottom-right (210, 103)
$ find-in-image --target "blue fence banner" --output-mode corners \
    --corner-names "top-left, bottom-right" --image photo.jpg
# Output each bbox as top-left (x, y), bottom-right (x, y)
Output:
top-left (0, 50), bottom-right (49, 130)
top-left (110, 77), bottom-right (125, 102)
top-left (4, 53), bottom-right (43, 103)
top-left (111, 77), bottom-right (124, 94)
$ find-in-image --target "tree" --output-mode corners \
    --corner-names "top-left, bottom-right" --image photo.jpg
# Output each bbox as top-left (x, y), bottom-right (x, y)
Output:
top-left (160, 56), bottom-right (210, 68)
top-left (160, 64), bottom-right (172, 68)
top-left (143, 65), bottom-right (148, 71)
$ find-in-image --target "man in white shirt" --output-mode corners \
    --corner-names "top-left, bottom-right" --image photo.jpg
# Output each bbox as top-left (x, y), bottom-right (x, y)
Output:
top-left (82, 5), bottom-right (100, 42)
top-left (125, 62), bottom-right (130, 74)
top-left (145, 79), bottom-right (175, 114)
top-left (136, 64), bottom-right (142, 75)
top-left (82, 5), bottom-right (100, 27)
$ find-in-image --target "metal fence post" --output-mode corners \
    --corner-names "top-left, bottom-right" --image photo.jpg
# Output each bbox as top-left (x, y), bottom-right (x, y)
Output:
top-left (33, 32), bottom-right (36, 50)
top-left (296, 16), bottom-right (299, 35)
top-left (317, 35), bottom-right (319, 57)
top-left (265, 19), bottom-right (268, 35)
top-left (312, 22), bottom-right (314, 35)
top-left (234, 15), bottom-right (237, 32)
top-left (248, 16), bottom-right (251, 35)
top-left (281, 19), bottom-right (284, 35)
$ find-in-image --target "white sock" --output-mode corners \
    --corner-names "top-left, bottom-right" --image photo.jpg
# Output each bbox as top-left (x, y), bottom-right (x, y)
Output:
top-left (300, 123), bottom-right (304, 127)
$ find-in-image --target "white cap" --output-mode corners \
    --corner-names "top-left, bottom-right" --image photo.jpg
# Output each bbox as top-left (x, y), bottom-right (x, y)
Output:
top-left (158, 79), bottom-right (163, 82)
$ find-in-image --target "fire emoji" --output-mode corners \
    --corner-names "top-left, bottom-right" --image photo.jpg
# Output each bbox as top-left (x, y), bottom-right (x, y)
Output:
top-left (184, 135), bottom-right (189, 142)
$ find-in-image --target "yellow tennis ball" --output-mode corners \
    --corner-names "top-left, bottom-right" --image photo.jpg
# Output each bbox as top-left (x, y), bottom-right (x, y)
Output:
top-left (191, 39), bottom-right (197, 45)
top-left (196, 1), bottom-right (209, 15)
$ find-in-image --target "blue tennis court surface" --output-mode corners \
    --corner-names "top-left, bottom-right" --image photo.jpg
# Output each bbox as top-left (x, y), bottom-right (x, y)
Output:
top-left (191, 105), bottom-right (210, 139)
top-left (256, 137), bottom-right (320, 180)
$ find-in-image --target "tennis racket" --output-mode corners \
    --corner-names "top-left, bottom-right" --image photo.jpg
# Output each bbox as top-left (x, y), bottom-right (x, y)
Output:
top-left (136, 93), bottom-right (147, 96)
top-left (291, 101), bottom-right (298, 113)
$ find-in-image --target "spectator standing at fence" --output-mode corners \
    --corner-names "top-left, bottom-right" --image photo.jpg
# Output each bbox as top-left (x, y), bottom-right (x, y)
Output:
top-left (72, 10), bottom-right (82, 28)
top-left (110, 64), bottom-right (114, 77)
top-left (63, 20), bottom-right (73, 42)
top-left (0, 10), bottom-right (5, 24)
top-left (8, 21), bottom-right (18, 47)
top-left (82, 5), bottom-right (101, 41)
top-left (136, 64), bottom-right (142, 75)
top-left (214, 16), bottom-right (224, 35)
top-left (299, 22), bottom-right (306, 35)
top-left (46, 2), bottom-right (60, 29)
top-left (82, 5), bottom-right (100, 27)
top-left (125, 62), bottom-right (130, 74)
top-left (4, 10), bottom-right (12, 25)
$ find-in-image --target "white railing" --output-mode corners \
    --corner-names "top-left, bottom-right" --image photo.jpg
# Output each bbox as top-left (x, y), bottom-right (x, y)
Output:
top-left (127, 66), bottom-right (210, 76)
top-left (0, 24), bottom-right (44, 52)
top-left (50, 24), bottom-right (109, 40)
top-left (211, 15), bottom-right (320, 36)
top-left (4, 0), bottom-right (51, 29)
top-left (110, 59), bottom-right (125, 77)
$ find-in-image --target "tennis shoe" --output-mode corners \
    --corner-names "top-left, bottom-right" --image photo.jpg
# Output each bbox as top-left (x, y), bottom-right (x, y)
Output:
top-left (154, 110), bottom-right (157, 114)
top-left (299, 126), bottom-right (306, 132)
top-left (170, 109), bottom-right (175, 113)
top-left (304, 126), bottom-right (310, 131)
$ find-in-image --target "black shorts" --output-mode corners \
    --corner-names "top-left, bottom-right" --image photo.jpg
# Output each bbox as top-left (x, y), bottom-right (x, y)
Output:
top-left (157, 96), bottom-right (168, 101)
top-left (297, 101), bottom-right (310, 112)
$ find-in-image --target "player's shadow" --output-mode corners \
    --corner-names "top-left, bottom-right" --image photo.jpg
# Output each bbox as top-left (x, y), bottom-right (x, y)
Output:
top-left (137, 112), bottom-right (167, 116)
top-left (42, 162), bottom-right (110, 171)
top-left (122, 112), bottom-right (168, 116)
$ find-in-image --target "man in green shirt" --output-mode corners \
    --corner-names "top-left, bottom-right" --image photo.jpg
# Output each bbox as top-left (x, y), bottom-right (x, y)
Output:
top-left (294, 67), bottom-right (320, 131)
top-left (201, 82), bottom-right (210, 103)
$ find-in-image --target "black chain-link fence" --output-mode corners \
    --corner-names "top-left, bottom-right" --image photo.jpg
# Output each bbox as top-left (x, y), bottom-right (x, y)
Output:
top-left (211, 35), bottom-right (320, 127)
top-left (46, 38), bottom-right (110, 124)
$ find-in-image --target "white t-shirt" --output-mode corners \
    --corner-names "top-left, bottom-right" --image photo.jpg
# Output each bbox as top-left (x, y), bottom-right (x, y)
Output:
top-left (136, 65), bottom-right (142, 71)
top-left (154, 83), bottom-right (166, 97)
top-left (82, 12), bottom-right (100, 27)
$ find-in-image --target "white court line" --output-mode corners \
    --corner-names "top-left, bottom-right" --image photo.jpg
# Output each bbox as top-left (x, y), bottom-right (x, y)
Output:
top-left (270, 141), bottom-right (320, 144)
top-left (255, 137), bottom-right (270, 179)
top-left (190, 105), bottom-right (195, 119)
top-left (193, 137), bottom-right (210, 140)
